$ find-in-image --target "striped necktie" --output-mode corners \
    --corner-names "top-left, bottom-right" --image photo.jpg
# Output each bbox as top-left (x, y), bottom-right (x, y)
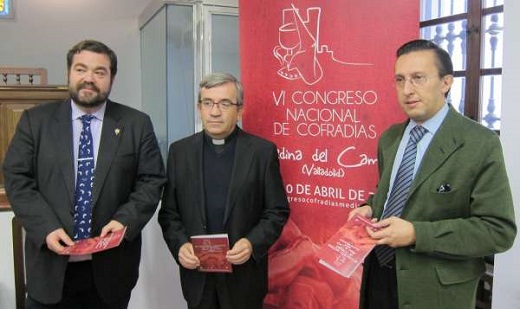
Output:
top-left (375, 125), bottom-right (427, 266)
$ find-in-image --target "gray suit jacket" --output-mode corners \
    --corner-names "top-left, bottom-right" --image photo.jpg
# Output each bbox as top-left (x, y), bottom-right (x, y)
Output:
top-left (158, 128), bottom-right (289, 308)
top-left (361, 107), bottom-right (516, 309)
top-left (3, 100), bottom-right (166, 304)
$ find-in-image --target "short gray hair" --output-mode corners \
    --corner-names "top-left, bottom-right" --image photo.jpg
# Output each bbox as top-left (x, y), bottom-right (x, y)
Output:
top-left (198, 72), bottom-right (244, 106)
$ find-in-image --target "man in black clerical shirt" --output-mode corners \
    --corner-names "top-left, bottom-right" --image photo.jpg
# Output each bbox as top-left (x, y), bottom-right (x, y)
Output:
top-left (159, 72), bottom-right (290, 309)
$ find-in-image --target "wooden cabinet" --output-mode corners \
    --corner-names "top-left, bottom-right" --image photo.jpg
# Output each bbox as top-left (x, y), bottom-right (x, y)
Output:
top-left (0, 86), bottom-right (69, 209)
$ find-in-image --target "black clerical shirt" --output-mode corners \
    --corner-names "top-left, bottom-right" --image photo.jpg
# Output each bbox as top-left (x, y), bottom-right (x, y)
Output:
top-left (202, 128), bottom-right (239, 233)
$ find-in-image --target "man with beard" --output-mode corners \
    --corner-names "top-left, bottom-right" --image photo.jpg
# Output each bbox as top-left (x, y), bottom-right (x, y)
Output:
top-left (3, 40), bottom-right (166, 308)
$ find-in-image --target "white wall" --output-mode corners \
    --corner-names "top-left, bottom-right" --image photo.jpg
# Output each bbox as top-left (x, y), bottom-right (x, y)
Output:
top-left (0, 0), bottom-right (148, 110)
top-left (0, 211), bottom-right (16, 309)
top-left (492, 1), bottom-right (520, 307)
top-left (129, 209), bottom-right (186, 309)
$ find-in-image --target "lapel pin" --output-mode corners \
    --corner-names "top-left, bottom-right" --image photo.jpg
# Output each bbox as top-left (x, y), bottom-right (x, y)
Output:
top-left (115, 128), bottom-right (121, 136)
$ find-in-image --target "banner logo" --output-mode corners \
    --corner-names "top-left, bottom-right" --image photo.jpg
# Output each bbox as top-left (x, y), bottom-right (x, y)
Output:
top-left (273, 4), bottom-right (372, 86)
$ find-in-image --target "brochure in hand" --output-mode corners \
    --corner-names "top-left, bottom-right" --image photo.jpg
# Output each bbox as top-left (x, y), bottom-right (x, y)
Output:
top-left (61, 227), bottom-right (127, 255)
top-left (191, 233), bottom-right (232, 273)
top-left (316, 215), bottom-right (379, 278)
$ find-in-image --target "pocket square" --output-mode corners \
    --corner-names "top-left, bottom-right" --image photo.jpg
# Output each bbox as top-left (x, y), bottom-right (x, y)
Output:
top-left (436, 183), bottom-right (452, 193)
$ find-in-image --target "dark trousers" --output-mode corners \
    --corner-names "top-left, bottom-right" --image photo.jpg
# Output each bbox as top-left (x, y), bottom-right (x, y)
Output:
top-left (188, 274), bottom-right (234, 309)
top-left (26, 261), bottom-right (130, 309)
top-left (364, 253), bottom-right (398, 309)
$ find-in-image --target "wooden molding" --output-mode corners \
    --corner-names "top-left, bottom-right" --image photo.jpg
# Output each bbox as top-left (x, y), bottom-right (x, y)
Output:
top-left (0, 67), bottom-right (48, 86)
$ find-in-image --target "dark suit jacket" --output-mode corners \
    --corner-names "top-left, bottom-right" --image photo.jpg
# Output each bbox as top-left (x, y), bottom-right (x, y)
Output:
top-left (361, 107), bottom-right (516, 309)
top-left (158, 128), bottom-right (289, 308)
top-left (3, 100), bottom-right (166, 304)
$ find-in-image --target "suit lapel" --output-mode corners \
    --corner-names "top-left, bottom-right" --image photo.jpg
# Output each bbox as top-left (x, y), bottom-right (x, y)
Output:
top-left (92, 101), bottom-right (123, 206)
top-left (190, 133), bottom-right (207, 224)
top-left (53, 100), bottom-right (75, 205)
top-left (409, 109), bottom-right (463, 197)
top-left (224, 131), bottom-right (254, 226)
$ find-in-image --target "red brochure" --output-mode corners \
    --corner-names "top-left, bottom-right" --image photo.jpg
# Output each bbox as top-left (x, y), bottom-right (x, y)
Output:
top-left (61, 227), bottom-right (127, 255)
top-left (191, 233), bottom-right (232, 273)
top-left (316, 215), bottom-right (379, 278)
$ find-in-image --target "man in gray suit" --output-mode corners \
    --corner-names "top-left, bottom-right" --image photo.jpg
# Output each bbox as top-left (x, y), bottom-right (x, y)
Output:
top-left (3, 40), bottom-right (166, 308)
top-left (350, 39), bottom-right (516, 309)
top-left (159, 72), bottom-right (290, 309)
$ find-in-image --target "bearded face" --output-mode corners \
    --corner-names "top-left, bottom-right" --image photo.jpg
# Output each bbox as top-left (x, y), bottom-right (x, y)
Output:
top-left (69, 80), bottom-right (111, 108)
top-left (68, 50), bottom-right (114, 109)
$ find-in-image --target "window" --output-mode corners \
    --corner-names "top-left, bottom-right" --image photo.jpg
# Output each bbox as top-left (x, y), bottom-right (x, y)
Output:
top-left (0, 0), bottom-right (14, 18)
top-left (420, 0), bottom-right (503, 131)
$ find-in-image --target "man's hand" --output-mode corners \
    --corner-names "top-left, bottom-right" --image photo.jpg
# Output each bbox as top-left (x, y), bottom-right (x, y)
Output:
top-left (178, 242), bottom-right (200, 270)
top-left (100, 220), bottom-right (125, 237)
top-left (348, 205), bottom-right (373, 220)
top-left (46, 228), bottom-right (74, 254)
top-left (368, 217), bottom-right (416, 248)
top-left (227, 238), bottom-right (253, 265)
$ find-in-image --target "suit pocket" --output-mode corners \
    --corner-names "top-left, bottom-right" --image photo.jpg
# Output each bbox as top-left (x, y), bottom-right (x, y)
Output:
top-left (414, 178), bottom-right (472, 220)
top-left (434, 259), bottom-right (484, 285)
top-left (434, 260), bottom-right (484, 308)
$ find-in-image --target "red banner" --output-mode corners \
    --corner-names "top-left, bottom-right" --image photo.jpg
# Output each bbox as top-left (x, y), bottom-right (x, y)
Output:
top-left (240, 1), bottom-right (418, 307)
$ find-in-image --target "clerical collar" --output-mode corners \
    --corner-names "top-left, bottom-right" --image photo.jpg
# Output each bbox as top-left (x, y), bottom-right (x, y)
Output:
top-left (213, 139), bottom-right (225, 145)
top-left (204, 127), bottom-right (240, 145)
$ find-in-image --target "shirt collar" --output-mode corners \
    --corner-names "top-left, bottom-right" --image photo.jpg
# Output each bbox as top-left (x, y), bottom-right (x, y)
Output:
top-left (71, 100), bottom-right (107, 121)
top-left (407, 103), bottom-right (449, 135)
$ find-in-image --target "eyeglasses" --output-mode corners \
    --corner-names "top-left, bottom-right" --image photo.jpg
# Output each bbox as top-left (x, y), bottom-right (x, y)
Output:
top-left (394, 74), bottom-right (429, 88)
top-left (199, 99), bottom-right (241, 110)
